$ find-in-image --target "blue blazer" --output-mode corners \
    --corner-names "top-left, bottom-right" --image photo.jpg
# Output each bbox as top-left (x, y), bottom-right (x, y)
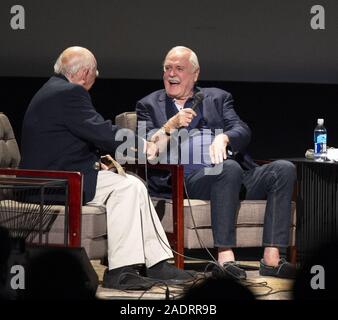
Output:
top-left (136, 87), bottom-right (257, 196)
top-left (20, 75), bottom-right (125, 203)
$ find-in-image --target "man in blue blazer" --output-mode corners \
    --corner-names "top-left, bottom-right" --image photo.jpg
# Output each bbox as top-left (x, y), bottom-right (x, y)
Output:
top-left (20, 46), bottom-right (194, 290)
top-left (136, 46), bottom-right (296, 279)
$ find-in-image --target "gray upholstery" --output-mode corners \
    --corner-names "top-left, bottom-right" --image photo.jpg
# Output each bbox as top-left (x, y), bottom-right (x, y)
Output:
top-left (0, 113), bottom-right (21, 168)
top-left (154, 199), bottom-right (296, 248)
top-left (0, 113), bottom-right (107, 259)
top-left (116, 111), bottom-right (137, 132)
top-left (116, 112), bottom-right (296, 249)
top-left (36, 205), bottom-right (107, 259)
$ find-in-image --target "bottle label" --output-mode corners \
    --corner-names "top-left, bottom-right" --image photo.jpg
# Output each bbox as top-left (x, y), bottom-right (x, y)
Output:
top-left (315, 134), bottom-right (327, 143)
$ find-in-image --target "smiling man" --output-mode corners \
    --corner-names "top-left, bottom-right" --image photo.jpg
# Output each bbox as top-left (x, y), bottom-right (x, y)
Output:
top-left (163, 48), bottom-right (199, 103)
top-left (136, 46), bottom-right (297, 280)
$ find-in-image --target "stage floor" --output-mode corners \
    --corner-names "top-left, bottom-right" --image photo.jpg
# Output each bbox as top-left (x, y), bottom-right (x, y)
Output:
top-left (92, 260), bottom-right (294, 300)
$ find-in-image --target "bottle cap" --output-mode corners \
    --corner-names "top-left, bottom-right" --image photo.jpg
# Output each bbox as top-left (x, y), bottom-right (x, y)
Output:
top-left (317, 118), bottom-right (324, 125)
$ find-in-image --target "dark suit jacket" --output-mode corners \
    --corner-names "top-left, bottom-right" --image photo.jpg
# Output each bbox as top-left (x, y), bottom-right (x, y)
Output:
top-left (20, 74), bottom-right (127, 203)
top-left (136, 87), bottom-right (257, 196)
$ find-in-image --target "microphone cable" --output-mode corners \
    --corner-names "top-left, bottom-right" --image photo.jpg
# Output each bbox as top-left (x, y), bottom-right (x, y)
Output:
top-left (143, 157), bottom-right (224, 273)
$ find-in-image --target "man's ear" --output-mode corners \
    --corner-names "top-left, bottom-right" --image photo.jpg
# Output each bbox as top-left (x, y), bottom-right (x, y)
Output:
top-left (194, 68), bottom-right (200, 82)
top-left (68, 68), bottom-right (85, 86)
top-left (79, 68), bottom-right (91, 88)
top-left (82, 68), bottom-right (90, 80)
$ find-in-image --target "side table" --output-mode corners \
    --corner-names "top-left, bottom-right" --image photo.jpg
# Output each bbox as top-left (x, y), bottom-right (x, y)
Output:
top-left (287, 158), bottom-right (338, 262)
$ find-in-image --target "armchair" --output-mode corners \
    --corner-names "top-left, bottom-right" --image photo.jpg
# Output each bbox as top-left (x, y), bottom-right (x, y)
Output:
top-left (115, 112), bottom-right (297, 268)
top-left (0, 112), bottom-right (107, 260)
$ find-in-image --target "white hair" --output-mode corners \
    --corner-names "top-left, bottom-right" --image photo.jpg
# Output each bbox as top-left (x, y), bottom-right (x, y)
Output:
top-left (54, 49), bottom-right (97, 76)
top-left (163, 46), bottom-right (200, 72)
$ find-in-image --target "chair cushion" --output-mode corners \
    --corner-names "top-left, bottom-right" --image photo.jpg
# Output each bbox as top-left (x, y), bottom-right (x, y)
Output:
top-left (0, 201), bottom-right (107, 241)
top-left (153, 198), bottom-right (296, 248)
top-left (34, 205), bottom-right (107, 260)
top-left (44, 204), bottom-right (107, 240)
top-left (154, 198), bottom-right (296, 232)
top-left (115, 112), bottom-right (137, 132)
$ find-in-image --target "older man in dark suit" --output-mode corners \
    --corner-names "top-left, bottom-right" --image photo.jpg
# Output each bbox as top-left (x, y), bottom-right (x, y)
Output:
top-left (136, 46), bottom-right (296, 279)
top-left (20, 46), bottom-right (193, 290)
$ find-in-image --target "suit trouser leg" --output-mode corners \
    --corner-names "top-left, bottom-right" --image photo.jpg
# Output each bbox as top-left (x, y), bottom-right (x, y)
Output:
top-left (185, 160), bottom-right (244, 247)
top-left (243, 160), bottom-right (296, 247)
top-left (87, 171), bottom-right (173, 270)
top-left (133, 173), bottom-right (174, 267)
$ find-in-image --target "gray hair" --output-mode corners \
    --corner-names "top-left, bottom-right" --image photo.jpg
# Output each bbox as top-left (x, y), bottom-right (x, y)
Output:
top-left (54, 49), bottom-right (97, 77)
top-left (163, 46), bottom-right (200, 72)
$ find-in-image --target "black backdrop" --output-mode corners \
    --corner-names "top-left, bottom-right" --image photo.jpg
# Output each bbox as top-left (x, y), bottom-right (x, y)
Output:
top-left (1, 0), bottom-right (338, 160)
top-left (1, 0), bottom-right (338, 83)
top-left (1, 76), bottom-right (337, 160)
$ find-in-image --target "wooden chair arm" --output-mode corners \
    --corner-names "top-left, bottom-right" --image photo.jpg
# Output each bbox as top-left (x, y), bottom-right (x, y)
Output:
top-left (0, 168), bottom-right (83, 247)
top-left (254, 159), bottom-right (271, 165)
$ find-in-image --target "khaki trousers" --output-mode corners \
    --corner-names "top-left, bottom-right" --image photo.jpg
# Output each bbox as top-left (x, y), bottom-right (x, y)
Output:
top-left (87, 170), bottom-right (173, 270)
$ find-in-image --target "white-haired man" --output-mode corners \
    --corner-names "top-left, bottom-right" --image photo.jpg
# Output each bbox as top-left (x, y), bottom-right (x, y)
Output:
top-left (20, 46), bottom-right (194, 290)
top-left (136, 46), bottom-right (296, 280)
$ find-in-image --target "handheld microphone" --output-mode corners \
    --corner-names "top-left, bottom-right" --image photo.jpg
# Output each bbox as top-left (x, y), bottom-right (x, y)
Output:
top-left (190, 92), bottom-right (204, 112)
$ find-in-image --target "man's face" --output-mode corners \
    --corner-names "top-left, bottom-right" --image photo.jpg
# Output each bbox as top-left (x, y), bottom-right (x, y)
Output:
top-left (163, 51), bottom-right (199, 100)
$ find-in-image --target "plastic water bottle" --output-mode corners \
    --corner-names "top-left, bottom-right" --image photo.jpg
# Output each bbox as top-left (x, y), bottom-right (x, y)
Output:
top-left (314, 118), bottom-right (327, 161)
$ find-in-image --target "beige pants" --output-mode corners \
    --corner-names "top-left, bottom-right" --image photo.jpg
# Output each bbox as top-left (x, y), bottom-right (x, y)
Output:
top-left (87, 170), bottom-right (173, 270)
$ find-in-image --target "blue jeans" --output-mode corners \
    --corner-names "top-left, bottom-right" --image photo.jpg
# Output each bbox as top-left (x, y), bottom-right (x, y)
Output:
top-left (184, 160), bottom-right (296, 248)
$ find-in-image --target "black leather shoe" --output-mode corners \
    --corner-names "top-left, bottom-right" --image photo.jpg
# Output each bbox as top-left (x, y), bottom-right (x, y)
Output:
top-left (215, 261), bottom-right (247, 280)
top-left (102, 266), bottom-right (155, 290)
top-left (146, 261), bottom-right (195, 284)
top-left (259, 258), bottom-right (296, 279)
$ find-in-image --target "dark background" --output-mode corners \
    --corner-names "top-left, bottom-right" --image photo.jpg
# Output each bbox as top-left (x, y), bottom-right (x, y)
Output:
top-left (1, 0), bottom-right (338, 160)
